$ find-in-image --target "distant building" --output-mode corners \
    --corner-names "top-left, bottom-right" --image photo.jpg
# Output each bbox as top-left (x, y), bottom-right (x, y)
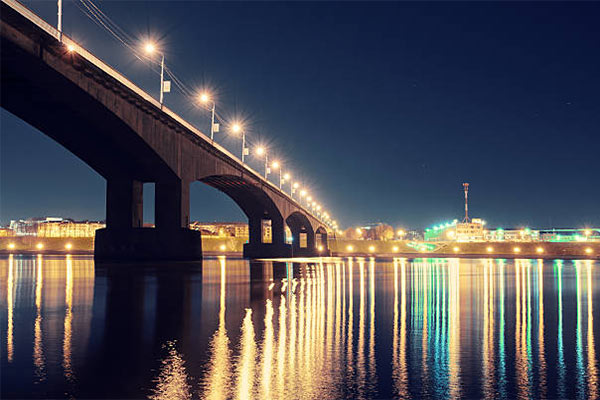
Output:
top-left (455, 218), bottom-right (486, 241)
top-left (0, 228), bottom-right (15, 237)
top-left (189, 222), bottom-right (249, 238)
top-left (9, 217), bottom-right (104, 237)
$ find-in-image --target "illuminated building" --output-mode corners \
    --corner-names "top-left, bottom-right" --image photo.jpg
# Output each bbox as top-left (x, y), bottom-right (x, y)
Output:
top-left (455, 218), bottom-right (486, 241)
top-left (189, 222), bottom-right (249, 238)
top-left (0, 228), bottom-right (15, 237)
top-left (9, 218), bottom-right (104, 237)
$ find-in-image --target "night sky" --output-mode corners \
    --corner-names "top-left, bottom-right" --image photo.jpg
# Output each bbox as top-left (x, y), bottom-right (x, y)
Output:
top-left (1, 1), bottom-right (599, 229)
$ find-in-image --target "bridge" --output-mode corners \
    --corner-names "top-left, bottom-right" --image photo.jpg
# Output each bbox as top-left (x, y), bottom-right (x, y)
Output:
top-left (0, 0), bottom-right (332, 261)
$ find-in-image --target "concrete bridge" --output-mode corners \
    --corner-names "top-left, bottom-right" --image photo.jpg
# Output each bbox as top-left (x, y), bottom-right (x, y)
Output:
top-left (0, 0), bottom-right (332, 261)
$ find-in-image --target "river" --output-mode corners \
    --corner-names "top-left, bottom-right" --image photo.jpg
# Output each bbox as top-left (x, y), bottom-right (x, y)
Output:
top-left (1, 255), bottom-right (598, 399)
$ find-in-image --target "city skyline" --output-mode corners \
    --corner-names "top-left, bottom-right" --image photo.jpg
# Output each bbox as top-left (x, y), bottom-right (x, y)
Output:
top-left (2, 1), bottom-right (599, 229)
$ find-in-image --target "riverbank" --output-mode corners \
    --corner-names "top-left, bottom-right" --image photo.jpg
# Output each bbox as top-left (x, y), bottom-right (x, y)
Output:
top-left (1, 236), bottom-right (598, 259)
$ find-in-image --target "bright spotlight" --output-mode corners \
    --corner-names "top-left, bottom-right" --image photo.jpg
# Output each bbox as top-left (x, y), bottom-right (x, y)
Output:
top-left (144, 42), bottom-right (156, 54)
top-left (346, 245), bottom-right (354, 252)
top-left (514, 247), bottom-right (521, 253)
top-left (8, 243), bottom-right (15, 249)
top-left (585, 247), bottom-right (593, 254)
top-left (272, 161), bottom-right (279, 169)
top-left (220, 244), bottom-right (226, 251)
top-left (67, 44), bottom-right (75, 52)
top-left (393, 246), bottom-right (399, 252)
top-left (65, 243), bottom-right (72, 250)
top-left (283, 173), bottom-right (290, 180)
top-left (256, 146), bottom-right (265, 155)
top-left (36, 243), bottom-right (44, 250)
top-left (231, 123), bottom-right (242, 133)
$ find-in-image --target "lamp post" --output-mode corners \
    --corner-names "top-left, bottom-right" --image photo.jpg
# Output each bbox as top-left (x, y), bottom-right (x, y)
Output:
top-left (232, 123), bottom-right (247, 162)
top-left (283, 172), bottom-right (290, 191)
top-left (199, 92), bottom-right (217, 141)
top-left (57, 0), bottom-right (63, 42)
top-left (144, 42), bottom-right (170, 106)
top-left (271, 161), bottom-right (282, 188)
top-left (292, 182), bottom-right (299, 199)
top-left (256, 147), bottom-right (269, 178)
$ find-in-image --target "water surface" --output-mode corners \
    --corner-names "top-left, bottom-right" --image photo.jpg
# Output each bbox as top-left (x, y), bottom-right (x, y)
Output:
top-left (1, 255), bottom-right (598, 399)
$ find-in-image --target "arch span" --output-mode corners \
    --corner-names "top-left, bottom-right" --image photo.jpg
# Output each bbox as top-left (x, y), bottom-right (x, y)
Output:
top-left (286, 211), bottom-right (316, 257)
top-left (200, 175), bottom-right (291, 258)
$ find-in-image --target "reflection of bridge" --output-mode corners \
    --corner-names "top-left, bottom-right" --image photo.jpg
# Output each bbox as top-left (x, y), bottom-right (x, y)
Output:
top-left (0, 0), bottom-right (331, 261)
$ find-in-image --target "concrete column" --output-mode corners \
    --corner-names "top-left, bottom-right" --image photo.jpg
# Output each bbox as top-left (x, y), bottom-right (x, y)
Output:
top-left (244, 213), bottom-right (291, 258)
top-left (155, 179), bottom-right (189, 229)
top-left (105, 178), bottom-right (143, 229)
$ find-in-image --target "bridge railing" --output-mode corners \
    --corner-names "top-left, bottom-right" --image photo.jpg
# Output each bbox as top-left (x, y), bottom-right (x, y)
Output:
top-left (2, 0), bottom-right (330, 229)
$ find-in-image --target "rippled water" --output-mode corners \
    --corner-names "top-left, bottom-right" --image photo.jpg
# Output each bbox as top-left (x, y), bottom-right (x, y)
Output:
top-left (1, 255), bottom-right (599, 399)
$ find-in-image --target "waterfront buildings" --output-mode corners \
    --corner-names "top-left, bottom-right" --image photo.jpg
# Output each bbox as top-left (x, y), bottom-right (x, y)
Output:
top-left (9, 218), bottom-right (104, 237)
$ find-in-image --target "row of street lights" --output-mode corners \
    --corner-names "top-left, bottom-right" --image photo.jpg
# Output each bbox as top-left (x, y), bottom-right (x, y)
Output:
top-left (141, 41), bottom-right (337, 230)
top-left (54, 2), bottom-right (337, 230)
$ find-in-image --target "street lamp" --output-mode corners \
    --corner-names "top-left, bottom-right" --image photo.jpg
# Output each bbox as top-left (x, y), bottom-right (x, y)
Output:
top-left (198, 92), bottom-right (218, 141)
top-left (256, 146), bottom-right (269, 178)
top-left (271, 161), bottom-right (282, 188)
top-left (143, 41), bottom-right (170, 106)
top-left (231, 123), bottom-right (247, 162)
top-left (292, 182), bottom-right (299, 198)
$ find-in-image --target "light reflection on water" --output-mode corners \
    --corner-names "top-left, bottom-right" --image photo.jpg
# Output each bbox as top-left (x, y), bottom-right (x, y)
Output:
top-left (1, 255), bottom-right (599, 399)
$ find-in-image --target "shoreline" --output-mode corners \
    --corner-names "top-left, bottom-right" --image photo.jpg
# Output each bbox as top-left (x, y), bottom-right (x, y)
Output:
top-left (1, 236), bottom-right (598, 260)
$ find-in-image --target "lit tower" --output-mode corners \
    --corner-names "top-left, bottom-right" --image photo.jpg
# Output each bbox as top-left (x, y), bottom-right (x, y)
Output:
top-left (462, 182), bottom-right (470, 223)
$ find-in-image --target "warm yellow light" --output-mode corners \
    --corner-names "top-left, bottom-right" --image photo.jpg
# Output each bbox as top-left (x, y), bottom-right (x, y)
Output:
top-left (346, 245), bottom-right (354, 252)
top-left (486, 246), bottom-right (493, 252)
top-left (356, 228), bottom-right (362, 234)
top-left (369, 245), bottom-right (375, 252)
top-left (144, 42), bottom-right (156, 54)
top-left (220, 244), bottom-right (226, 251)
top-left (283, 173), bottom-right (290, 180)
top-left (36, 243), bottom-right (44, 250)
top-left (316, 205), bottom-right (321, 211)
top-left (393, 246), bottom-right (399, 252)
top-left (67, 44), bottom-right (75, 52)
top-left (585, 247), bottom-right (593, 254)
top-left (447, 230), bottom-right (456, 238)
top-left (271, 161), bottom-right (279, 169)
top-left (536, 247), bottom-right (544, 253)
top-left (514, 247), bottom-right (521, 253)
top-left (231, 123), bottom-right (242, 133)
top-left (199, 92), bottom-right (210, 103)
top-left (584, 229), bottom-right (592, 236)
top-left (397, 229), bottom-right (405, 236)
top-left (318, 245), bottom-right (324, 252)
top-left (307, 196), bottom-right (312, 202)
top-left (300, 190), bottom-right (307, 197)
top-left (256, 146), bottom-right (265, 155)
top-left (293, 182), bottom-right (300, 189)
top-left (8, 243), bottom-right (15, 249)
top-left (453, 246), bottom-right (460, 252)
top-left (65, 243), bottom-right (72, 250)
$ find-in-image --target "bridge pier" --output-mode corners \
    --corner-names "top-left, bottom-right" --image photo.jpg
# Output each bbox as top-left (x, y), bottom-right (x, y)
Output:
top-left (243, 215), bottom-right (291, 259)
top-left (95, 178), bottom-right (202, 262)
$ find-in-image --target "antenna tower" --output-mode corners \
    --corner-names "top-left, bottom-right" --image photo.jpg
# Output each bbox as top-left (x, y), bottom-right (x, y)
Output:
top-left (462, 183), bottom-right (470, 223)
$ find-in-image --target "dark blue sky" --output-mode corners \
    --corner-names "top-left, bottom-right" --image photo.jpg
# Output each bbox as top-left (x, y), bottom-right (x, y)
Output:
top-left (2, 1), bottom-right (599, 229)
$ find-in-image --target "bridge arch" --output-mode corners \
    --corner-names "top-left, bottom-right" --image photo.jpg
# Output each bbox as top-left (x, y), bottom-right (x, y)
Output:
top-left (315, 226), bottom-right (329, 253)
top-left (199, 175), bottom-right (290, 258)
top-left (285, 211), bottom-right (316, 257)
